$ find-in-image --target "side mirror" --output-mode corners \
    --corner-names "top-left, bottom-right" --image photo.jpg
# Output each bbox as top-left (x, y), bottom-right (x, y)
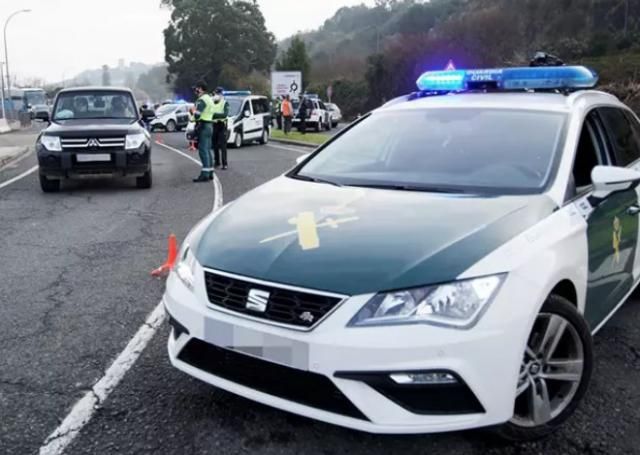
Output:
top-left (243, 110), bottom-right (251, 118)
top-left (38, 111), bottom-right (50, 123)
top-left (296, 153), bottom-right (311, 165)
top-left (591, 165), bottom-right (640, 200)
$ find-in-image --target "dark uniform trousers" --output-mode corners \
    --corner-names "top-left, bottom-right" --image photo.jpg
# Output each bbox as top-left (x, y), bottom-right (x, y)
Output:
top-left (213, 121), bottom-right (228, 167)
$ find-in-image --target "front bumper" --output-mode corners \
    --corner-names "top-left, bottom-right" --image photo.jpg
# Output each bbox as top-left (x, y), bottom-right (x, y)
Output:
top-left (37, 145), bottom-right (151, 179)
top-left (164, 267), bottom-right (532, 434)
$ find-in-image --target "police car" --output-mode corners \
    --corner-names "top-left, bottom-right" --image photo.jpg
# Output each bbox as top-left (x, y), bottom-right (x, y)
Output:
top-left (164, 64), bottom-right (640, 440)
top-left (185, 92), bottom-right (271, 148)
top-left (292, 94), bottom-right (332, 132)
top-left (150, 102), bottom-right (192, 132)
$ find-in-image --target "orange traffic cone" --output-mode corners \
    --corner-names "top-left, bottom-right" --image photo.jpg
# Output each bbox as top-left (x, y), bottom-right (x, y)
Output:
top-left (151, 234), bottom-right (178, 277)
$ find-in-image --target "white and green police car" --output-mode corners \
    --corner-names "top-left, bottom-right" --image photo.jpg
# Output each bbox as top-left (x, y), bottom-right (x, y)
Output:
top-left (164, 65), bottom-right (640, 440)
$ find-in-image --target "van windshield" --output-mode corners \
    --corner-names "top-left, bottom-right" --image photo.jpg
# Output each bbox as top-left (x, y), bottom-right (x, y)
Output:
top-left (53, 91), bottom-right (137, 121)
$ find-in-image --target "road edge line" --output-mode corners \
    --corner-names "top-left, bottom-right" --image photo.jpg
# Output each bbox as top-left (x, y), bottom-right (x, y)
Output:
top-left (38, 140), bottom-right (224, 455)
top-left (0, 164), bottom-right (38, 190)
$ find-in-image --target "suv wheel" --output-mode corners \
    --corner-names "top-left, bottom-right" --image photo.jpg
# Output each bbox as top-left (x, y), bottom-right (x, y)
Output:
top-left (136, 169), bottom-right (152, 189)
top-left (234, 132), bottom-right (243, 149)
top-left (39, 173), bottom-right (60, 193)
top-left (166, 120), bottom-right (177, 133)
top-left (259, 128), bottom-right (269, 145)
top-left (494, 294), bottom-right (593, 441)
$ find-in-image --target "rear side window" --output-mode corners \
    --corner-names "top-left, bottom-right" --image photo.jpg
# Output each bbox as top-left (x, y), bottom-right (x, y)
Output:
top-left (251, 99), bottom-right (265, 114)
top-left (598, 107), bottom-right (640, 167)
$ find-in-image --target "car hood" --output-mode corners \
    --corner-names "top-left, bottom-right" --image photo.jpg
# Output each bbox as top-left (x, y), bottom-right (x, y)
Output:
top-left (45, 119), bottom-right (141, 136)
top-left (196, 177), bottom-right (556, 295)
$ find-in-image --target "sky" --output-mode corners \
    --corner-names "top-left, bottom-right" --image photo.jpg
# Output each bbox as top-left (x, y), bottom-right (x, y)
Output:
top-left (0, 0), bottom-right (375, 85)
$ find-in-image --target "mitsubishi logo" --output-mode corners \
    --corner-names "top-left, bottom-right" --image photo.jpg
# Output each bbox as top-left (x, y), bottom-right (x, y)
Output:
top-left (87, 139), bottom-right (100, 148)
top-left (246, 289), bottom-right (270, 313)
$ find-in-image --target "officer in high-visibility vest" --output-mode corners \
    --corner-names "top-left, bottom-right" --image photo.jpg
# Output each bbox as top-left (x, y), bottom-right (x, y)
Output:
top-left (211, 86), bottom-right (230, 170)
top-left (192, 80), bottom-right (215, 182)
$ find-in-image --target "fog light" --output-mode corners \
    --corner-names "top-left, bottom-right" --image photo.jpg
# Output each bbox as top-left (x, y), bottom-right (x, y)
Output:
top-left (390, 372), bottom-right (458, 385)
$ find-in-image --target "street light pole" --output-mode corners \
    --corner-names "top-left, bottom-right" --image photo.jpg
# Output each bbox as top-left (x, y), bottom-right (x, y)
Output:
top-left (4, 9), bottom-right (31, 93)
top-left (0, 62), bottom-right (6, 120)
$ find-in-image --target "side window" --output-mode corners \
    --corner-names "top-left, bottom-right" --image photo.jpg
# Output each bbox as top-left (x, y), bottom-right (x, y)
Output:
top-left (261, 99), bottom-right (270, 114)
top-left (319, 101), bottom-right (327, 110)
top-left (598, 107), bottom-right (640, 167)
top-left (571, 113), bottom-right (605, 196)
top-left (242, 101), bottom-right (251, 116)
top-left (251, 99), bottom-right (262, 114)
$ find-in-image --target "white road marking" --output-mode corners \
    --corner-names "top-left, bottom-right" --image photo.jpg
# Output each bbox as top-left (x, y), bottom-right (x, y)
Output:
top-left (0, 165), bottom-right (37, 190)
top-left (38, 140), bottom-right (224, 455)
top-left (266, 143), bottom-right (311, 154)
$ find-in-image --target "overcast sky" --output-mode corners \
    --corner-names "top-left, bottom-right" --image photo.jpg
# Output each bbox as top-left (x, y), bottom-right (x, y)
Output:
top-left (0, 0), bottom-right (374, 85)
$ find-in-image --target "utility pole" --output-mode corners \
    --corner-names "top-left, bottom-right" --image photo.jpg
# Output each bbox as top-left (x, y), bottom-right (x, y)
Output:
top-left (0, 62), bottom-right (5, 119)
top-left (4, 9), bottom-right (31, 94)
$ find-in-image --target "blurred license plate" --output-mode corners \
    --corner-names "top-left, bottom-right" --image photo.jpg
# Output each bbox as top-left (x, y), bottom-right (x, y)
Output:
top-left (77, 154), bottom-right (111, 162)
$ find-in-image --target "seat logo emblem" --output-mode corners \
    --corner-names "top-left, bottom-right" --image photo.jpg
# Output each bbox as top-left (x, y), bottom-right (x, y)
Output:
top-left (87, 139), bottom-right (100, 148)
top-left (246, 289), bottom-right (270, 313)
top-left (299, 311), bottom-right (314, 324)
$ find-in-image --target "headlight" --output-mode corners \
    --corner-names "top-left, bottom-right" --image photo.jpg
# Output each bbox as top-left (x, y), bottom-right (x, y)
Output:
top-left (175, 246), bottom-right (198, 291)
top-left (348, 274), bottom-right (505, 329)
top-left (125, 133), bottom-right (146, 150)
top-left (40, 135), bottom-right (61, 152)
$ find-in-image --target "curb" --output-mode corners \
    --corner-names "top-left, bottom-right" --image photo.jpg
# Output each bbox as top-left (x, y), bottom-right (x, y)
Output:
top-left (0, 146), bottom-right (30, 170)
top-left (270, 138), bottom-right (320, 148)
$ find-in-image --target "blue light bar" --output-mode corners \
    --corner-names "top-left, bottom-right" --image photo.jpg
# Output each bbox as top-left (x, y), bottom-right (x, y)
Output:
top-left (416, 66), bottom-right (598, 92)
top-left (223, 90), bottom-right (252, 97)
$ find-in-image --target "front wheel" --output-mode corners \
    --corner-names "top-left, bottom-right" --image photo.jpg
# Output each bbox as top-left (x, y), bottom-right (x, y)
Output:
top-left (165, 120), bottom-right (176, 133)
top-left (39, 173), bottom-right (60, 193)
top-left (259, 128), bottom-right (269, 145)
top-left (136, 169), bottom-right (152, 189)
top-left (495, 294), bottom-right (593, 441)
top-left (233, 132), bottom-right (243, 149)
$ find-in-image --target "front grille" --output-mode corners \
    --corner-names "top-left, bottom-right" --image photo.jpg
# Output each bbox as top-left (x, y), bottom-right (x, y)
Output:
top-left (178, 338), bottom-right (369, 421)
top-left (204, 271), bottom-right (343, 329)
top-left (61, 137), bottom-right (125, 150)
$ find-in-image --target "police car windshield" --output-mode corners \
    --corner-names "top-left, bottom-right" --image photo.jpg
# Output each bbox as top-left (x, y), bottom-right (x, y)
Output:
top-left (226, 98), bottom-right (243, 117)
top-left (53, 91), bottom-right (137, 121)
top-left (296, 108), bottom-right (567, 194)
top-left (156, 104), bottom-right (177, 116)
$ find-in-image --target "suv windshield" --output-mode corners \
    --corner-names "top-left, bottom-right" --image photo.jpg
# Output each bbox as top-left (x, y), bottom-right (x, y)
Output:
top-left (296, 108), bottom-right (567, 194)
top-left (53, 91), bottom-right (137, 121)
top-left (26, 91), bottom-right (46, 106)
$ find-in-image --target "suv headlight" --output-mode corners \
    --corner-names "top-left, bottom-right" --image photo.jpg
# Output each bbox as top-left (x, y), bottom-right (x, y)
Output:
top-left (348, 274), bottom-right (505, 329)
top-left (125, 133), bottom-right (147, 150)
top-left (40, 135), bottom-right (62, 152)
top-left (175, 246), bottom-right (199, 291)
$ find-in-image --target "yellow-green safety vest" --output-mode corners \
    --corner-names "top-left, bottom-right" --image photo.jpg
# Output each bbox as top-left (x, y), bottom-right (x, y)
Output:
top-left (211, 98), bottom-right (227, 123)
top-left (198, 94), bottom-right (215, 122)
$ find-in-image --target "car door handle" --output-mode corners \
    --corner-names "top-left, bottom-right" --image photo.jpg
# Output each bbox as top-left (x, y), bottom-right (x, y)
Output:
top-left (626, 205), bottom-right (640, 216)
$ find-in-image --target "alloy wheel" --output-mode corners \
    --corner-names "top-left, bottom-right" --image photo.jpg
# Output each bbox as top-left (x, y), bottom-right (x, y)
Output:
top-left (511, 313), bottom-right (584, 428)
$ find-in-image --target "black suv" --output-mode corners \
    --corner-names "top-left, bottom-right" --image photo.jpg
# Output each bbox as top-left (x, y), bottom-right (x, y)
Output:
top-left (37, 87), bottom-right (152, 192)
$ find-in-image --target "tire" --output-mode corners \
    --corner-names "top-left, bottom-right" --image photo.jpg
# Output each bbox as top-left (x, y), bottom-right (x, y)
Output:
top-left (259, 128), bottom-right (269, 145)
top-left (136, 169), bottom-right (152, 189)
top-left (39, 173), bottom-right (60, 193)
top-left (166, 120), bottom-right (176, 133)
top-left (233, 132), bottom-right (243, 149)
top-left (494, 294), bottom-right (593, 441)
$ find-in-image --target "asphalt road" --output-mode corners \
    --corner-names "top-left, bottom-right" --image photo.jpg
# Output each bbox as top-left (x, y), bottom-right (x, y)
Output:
top-left (1, 130), bottom-right (639, 455)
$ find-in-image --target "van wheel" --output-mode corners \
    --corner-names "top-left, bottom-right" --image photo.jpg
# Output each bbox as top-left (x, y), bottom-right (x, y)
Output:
top-left (39, 173), bottom-right (60, 193)
top-left (493, 294), bottom-right (593, 441)
top-left (259, 128), bottom-right (269, 145)
top-left (166, 120), bottom-right (176, 132)
top-left (233, 132), bottom-right (243, 149)
top-left (136, 169), bottom-right (152, 189)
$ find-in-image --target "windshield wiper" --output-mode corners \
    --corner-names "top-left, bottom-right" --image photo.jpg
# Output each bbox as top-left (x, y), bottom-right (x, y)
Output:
top-left (292, 174), bottom-right (343, 187)
top-left (348, 183), bottom-right (466, 193)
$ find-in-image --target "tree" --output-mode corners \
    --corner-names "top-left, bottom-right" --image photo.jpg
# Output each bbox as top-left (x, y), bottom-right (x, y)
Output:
top-left (102, 65), bottom-right (111, 86)
top-left (162, 0), bottom-right (276, 97)
top-left (276, 36), bottom-right (311, 88)
top-left (136, 65), bottom-right (173, 102)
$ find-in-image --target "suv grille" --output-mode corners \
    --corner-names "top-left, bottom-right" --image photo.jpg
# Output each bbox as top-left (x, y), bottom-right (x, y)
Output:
top-left (204, 271), bottom-right (343, 329)
top-left (61, 137), bottom-right (125, 150)
top-left (178, 338), bottom-right (368, 421)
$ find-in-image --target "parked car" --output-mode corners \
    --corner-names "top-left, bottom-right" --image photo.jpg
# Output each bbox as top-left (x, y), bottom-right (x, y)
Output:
top-left (292, 96), bottom-right (331, 132)
top-left (325, 103), bottom-right (342, 128)
top-left (150, 103), bottom-right (192, 132)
